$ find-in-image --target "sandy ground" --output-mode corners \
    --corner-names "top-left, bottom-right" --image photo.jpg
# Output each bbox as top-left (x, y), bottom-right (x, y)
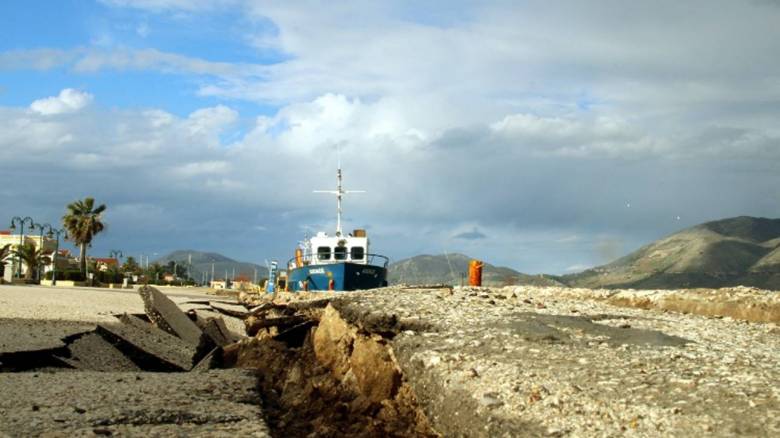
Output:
top-left (0, 284), bottom-right (215, 322)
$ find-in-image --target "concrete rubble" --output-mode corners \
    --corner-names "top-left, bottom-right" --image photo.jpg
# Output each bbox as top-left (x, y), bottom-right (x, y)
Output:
top-left (1, 283), bottom-right (778, 437)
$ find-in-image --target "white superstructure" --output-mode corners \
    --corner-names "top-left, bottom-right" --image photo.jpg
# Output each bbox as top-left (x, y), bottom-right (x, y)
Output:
top-left (291, 165), bottom-right (371, 268)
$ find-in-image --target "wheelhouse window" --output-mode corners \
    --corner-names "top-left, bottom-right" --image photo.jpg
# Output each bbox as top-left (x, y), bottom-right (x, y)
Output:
top-left (350, 247), bottom-right (365, 260)
top-left (334, 246), bottom-right (348, 260)
top-left (317, 246), bottom-right (331, 260)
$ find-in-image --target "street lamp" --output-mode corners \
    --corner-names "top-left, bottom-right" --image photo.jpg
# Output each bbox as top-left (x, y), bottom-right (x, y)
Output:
top-left (46, 227), bottom-right (67, 285)
top-left (109, 249), bottom-right (124, 262)
top-left (32, 222), bottom-right (52, 282)
top-left (9, 216), bottom-right (34, 279)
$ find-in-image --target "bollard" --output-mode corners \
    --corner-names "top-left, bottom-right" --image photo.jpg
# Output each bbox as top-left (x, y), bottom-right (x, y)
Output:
top-left (468, 259), bottom-right (483, 286)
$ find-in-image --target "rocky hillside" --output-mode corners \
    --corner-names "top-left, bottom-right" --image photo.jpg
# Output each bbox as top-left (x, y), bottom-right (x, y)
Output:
top-left (564, 216), bottom-right (780, 290)
top-left (387, 253), bottom-right (563, 287)
top-left (155, 250), bottom-right (268, 281)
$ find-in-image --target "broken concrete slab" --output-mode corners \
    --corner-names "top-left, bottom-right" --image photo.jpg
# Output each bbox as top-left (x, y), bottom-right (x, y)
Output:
top-left (57, 332), bottom-right (141, 372)
top-left (139, 285), bottom-right (205, 346)
top-left (208, 301), bottom-right (251, 318)
top-left (96, 314), bottom-right (197, 371)
top-left (191, 347), bottom-right (224, 372)
top-left (198, 317), bottom-right (236, 347)
top-left (194, 309), bottom-right (245, 338)
top-left (0, 370), bottom-right (270, 437)
top-left (503, 312), bottom-right (690, 347)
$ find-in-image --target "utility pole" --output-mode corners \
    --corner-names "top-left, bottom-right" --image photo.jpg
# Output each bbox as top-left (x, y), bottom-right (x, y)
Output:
top-left (253, 268), bottom-right (257, 284)
top-left (211, 263), bottom-right (215, 284)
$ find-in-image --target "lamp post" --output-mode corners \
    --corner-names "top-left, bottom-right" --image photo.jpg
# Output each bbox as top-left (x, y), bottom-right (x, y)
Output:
top-left (9, 216), bottom-right (34, 279)
top-left (32, 223), bottom-right (52, 282)
top-left (109, 249), bottom-right (124, 264)
top-left (46, 227), bottom-right (67, 286)
top-left (109, 250), bottom-right (124, 285)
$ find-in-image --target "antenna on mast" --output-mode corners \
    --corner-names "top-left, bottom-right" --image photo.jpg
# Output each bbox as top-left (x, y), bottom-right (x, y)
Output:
top-left (314, 146), bottom-right (364, 236)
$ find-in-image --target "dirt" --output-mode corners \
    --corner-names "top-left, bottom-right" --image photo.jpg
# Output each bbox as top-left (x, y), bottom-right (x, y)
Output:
top-left (233, 304), bottom-right (438, 438)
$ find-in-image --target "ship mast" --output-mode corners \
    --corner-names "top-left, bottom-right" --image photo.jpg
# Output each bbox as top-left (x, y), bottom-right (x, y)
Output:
top-left (314, 159), bottom-right (364, 237)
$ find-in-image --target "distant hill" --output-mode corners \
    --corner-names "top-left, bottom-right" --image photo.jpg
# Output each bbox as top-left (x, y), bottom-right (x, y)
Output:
top-left (155, 250), bottom-right (268, 282)
top-left (563, 216), bottom-right (780, 290)
top-left (388, 253), bottom-right (564, 287)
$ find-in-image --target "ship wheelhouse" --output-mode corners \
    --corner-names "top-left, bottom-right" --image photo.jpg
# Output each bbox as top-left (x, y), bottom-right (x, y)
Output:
top-left (289, 228), bottom-right (386, 270)
top-left (311, 231), bottom-right (369, 265)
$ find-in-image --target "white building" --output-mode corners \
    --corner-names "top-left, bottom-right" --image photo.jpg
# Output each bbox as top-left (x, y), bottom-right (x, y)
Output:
top-left (1, 230), bottom-right (59, 280)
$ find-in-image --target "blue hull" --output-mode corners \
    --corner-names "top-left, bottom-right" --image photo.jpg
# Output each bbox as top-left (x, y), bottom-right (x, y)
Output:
top-left (287, 262), bottom-right (388, 292)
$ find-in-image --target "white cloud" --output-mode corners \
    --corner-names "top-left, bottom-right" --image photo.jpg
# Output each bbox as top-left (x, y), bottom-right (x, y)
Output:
top-left (185, 105), bottom-right (238, 136)
top-left (490, 113), bottom-right (665, 157)
top-left (29, 88), bottom-right (93, 115)
top-left (173, 160), bottom-right (230, 177)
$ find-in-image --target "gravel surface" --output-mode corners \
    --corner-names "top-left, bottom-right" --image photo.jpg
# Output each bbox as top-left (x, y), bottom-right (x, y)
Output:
top-left (0, 370), bottom-right (269, 437)
top-left (304, 286), bottom-right (780, 437)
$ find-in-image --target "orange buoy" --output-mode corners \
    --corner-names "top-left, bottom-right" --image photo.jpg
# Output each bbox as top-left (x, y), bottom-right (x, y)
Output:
top-left (295, 248), bottom-right (304, 267)
top-left (468, 259), bottom-right (483, 286)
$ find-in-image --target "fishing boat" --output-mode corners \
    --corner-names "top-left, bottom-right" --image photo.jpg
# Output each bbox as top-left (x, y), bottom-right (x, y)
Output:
top-left (286, 166), bottom-right (389, 291)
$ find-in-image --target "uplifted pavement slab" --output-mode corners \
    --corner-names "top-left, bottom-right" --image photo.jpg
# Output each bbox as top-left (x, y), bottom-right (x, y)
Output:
top-left (317, 286), bottom-right (780, 437)
top-left (57, 332), bottom-right (141, 372)
top-left (139, 285), bottom-right (205, 346)
top-left (0, 369), bottom-right (270, 437)
top-left (96, 314), bottom-right (197, 371)
top-left (194, 309), bottom-right (246, 338)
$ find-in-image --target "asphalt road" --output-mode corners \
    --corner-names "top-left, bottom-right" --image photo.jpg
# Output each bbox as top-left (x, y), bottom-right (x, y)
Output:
top-left (0, 284), bottom-right (220, 354)
top-left (0, 284), bottom-right (216, 323)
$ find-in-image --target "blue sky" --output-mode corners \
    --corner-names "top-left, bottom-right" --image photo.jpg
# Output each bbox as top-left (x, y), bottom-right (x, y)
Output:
top-left (1, 1), bottom-right (779, 275)
top-left (0, 0), bottom-right (283, 116)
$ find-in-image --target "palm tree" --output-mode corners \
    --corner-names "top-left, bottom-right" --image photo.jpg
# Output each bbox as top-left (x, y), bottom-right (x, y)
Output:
top-left (0, 244), bottom-right (11, 278)
top-left (122, 256), bottom-right (141, 275)
top-left (147, 262), bottom-right (165, 283)
top-left (11, 242), bottom-right (51, 280)
top-left (62, 197), bottom-right (107, 275)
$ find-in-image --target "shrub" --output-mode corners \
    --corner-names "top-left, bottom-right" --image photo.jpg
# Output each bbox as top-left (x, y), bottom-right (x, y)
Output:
top-left (45, 270), bottom-right (86, 281)
top-left (95, 270), bottom-right (124, 284)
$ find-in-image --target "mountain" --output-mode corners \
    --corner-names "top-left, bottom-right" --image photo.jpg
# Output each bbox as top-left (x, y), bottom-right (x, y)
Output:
top-left (155, 250), bottom-right (268, 282)
top-left (387, 253), bottom-right (564, 287)
top-left (563, 216), bottom-right (780, 290)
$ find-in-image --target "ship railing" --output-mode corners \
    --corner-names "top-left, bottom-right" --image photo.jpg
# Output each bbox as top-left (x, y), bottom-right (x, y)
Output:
top-left (287, 253), bottom-right (390, 269)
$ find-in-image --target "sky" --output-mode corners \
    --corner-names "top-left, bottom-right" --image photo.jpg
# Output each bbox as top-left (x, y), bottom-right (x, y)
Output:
top-left (1, 0), bottom-right (779, 275)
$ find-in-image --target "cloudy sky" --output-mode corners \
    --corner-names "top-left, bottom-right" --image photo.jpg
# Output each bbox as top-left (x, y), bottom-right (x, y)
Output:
top-left (1, 1), bottom-right (779, 274)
